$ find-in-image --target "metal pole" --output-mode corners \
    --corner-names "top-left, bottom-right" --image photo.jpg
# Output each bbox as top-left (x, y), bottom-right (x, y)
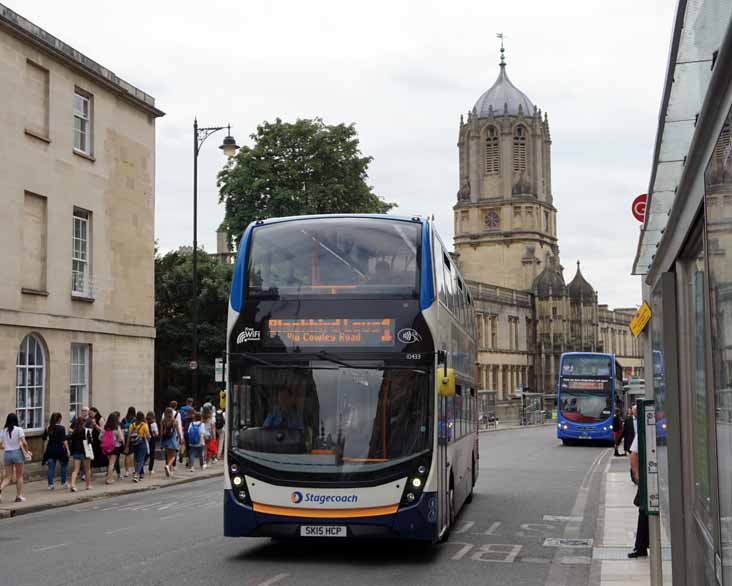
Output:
top-left (192, 118), bottom-right (199, 401)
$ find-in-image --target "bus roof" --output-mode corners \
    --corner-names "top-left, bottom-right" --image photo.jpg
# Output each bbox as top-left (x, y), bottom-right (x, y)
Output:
top-left (245, 214), bottom-right (429, 228)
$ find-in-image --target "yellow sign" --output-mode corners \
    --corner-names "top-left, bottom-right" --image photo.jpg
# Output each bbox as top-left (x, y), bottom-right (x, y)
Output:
top-left (629, 302), bottom-right (652, 337)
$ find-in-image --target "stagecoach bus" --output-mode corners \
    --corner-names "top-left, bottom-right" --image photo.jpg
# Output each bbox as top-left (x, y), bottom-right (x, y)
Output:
top-left (557, 352), bottom-right (623, 444)
top-left (223, 215), bottom-right (477, 542)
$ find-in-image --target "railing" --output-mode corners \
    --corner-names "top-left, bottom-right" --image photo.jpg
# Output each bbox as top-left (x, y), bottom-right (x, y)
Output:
top-left (467, 280), bottom-right (533, 308)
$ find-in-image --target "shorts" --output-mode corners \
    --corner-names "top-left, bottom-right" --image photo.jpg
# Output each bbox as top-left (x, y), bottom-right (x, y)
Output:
top-left (72, 453), bottom-right (88, 461)
top-left (3, 449), bottom-right (23, 465)
top-left (613, 431), bottom-right (621, 443)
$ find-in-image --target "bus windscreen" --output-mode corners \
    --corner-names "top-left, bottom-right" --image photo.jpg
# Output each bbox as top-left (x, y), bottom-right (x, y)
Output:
top-left (246, 218), bottom-right (420, 298)
top-left (560, 355), bottom-right (612, 377)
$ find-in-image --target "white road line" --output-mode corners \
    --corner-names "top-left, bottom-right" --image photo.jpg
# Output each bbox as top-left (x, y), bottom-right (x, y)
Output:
top-left (156, 501), bottom-right (178, 511)
top-left (543, 515), bottom-right (583, 523)
top-left (105, 526), bottom-right (132, 535)
top-left (160, 513), bottom-right (185, 521)
top-left (257, 573), bottom-right (289, 586)
top-left (32, 542), bottom-right (70, 552)
top-left (454, 521), bottom-right (475, 534)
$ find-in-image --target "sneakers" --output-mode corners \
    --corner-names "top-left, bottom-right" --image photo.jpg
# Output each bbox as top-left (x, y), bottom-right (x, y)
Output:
top-left (15, 496), bottom-right (26, 503)
top-left (48, 485), bottom-right (54, 490)
top-left (212, 458), bottom-right (218, 464)
top-left (164, 464), bottom-right (170, 477)
top-left (70, 486), bottom-right (78, 492)
top-left (202, 464), bottom-right (208, 470)
top-left (62, 483), bottom-right (69, 489)
top-left (189, 467), bottom-right (195, 472)
top-left (132, 475), bottom-right (139, 483)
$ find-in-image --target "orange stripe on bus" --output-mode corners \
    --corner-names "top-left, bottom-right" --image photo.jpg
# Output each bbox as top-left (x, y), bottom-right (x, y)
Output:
top-left (252, 502), bottom-right (399, 518)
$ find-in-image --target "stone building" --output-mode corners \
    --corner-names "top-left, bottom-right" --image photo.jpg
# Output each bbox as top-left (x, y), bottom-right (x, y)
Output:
top-left (454, 49), bottom-right (643, 410)
top-left (0, 5), bottom-right (164, 454)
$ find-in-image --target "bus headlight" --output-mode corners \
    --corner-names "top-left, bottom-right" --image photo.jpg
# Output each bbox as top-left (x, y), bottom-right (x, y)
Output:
top-left (232, 475), bottom-right (244, 487)
top-left (406, 492), bottom-right (416, 503)
top-left (411, 477), bottom-right (423, 489)
top-left (230, 464), bottom-right (239, 474)
top-left (562, 424), bottom-right (569, 430)
top-left (417, 465), bottom-right (427, 475)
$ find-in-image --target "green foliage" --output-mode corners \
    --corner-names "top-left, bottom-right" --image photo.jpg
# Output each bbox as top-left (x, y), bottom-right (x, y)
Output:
top-left (217, 118), bottom-right (395, 246)
top-left (154, 249), bottom-right (233, 408)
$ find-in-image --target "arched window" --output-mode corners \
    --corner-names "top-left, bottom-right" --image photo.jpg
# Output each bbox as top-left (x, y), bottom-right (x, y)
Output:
top-left (16, 334), bottom-right (45, 430)
top-left (513, 126), bottom-right (527, 172)
top-left (484, 210), bottom-right (500, 230)
top-left (484, 127), bottom-right (500, 175)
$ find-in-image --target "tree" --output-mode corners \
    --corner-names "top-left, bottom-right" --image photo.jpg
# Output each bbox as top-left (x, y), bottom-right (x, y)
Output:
top-left (154, 249), bottom-right (232, 410)
top-left (217, 118), bottom-right (395, 246)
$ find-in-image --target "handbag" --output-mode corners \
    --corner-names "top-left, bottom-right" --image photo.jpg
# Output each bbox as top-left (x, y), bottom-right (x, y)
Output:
top-left (83, 430), bottom-right (95, 460)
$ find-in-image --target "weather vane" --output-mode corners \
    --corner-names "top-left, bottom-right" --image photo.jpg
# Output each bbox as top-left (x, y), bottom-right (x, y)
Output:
top-left (497, 32), bottom-right (506, 65)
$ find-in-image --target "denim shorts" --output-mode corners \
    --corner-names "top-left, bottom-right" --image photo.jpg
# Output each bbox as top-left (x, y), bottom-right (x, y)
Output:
top-left (72, 453), bottom-right (88, 461)
top-left (3, 449), bottom-right (24, 465)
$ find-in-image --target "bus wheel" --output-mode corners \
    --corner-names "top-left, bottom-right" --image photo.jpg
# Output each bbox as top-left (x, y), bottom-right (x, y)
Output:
top-left (561, 439), bottom-right (570, 446)
top-left (465, 458), bottom-right (475, 504)
top-left (439, 481), bottom-right (455, 543)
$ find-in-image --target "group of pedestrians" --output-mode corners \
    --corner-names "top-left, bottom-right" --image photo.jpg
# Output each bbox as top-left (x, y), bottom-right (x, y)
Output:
top-left (0, 398), bottom-right (225, 504)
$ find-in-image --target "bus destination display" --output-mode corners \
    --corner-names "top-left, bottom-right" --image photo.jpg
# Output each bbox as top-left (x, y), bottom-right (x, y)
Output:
top-left (266, 318), bottom-right (395, 347)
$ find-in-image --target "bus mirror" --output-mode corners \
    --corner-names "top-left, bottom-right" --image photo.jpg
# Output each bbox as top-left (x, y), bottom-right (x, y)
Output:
top-left (439, 368), bottom-right (456, 397)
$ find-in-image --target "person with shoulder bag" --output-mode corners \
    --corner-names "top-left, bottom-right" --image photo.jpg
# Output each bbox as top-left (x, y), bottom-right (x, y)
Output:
top-left (102, 413), bottom-right (124, 484)
top-left (42, 412), bottom-right (70, 490)
top-left (125, 411), bottom-right (150, 483)
top-left (144, 411), bottom-right (159, 477)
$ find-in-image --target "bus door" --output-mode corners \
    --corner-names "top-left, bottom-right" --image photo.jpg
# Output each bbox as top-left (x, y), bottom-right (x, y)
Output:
top-left (437, 393), bottom-right (450, 538)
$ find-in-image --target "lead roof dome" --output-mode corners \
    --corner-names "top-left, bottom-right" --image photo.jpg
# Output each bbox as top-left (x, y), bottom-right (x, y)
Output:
top-left (473, 62), bottom-right (535, 118)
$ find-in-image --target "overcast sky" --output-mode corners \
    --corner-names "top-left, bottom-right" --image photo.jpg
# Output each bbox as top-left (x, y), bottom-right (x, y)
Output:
top-left (20, 1), bottom-right (675, 309)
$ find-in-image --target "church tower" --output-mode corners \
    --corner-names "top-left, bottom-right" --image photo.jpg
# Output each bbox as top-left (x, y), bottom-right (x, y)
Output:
top-left (454, 46), bottom-right (558, 291)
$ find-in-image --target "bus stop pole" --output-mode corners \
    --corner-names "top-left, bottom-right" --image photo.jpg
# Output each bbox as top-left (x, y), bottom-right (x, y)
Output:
top-left (638, 399), bottom-right (661, 586)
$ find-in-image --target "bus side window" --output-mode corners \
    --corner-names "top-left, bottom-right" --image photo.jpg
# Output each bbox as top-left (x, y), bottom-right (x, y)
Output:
top-left (443, 252), bottom-right (455, 314)
top-left (434, 241), bottom-right (446, 304)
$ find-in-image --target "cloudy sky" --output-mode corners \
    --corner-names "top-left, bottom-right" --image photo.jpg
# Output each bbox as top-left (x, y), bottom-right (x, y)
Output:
top-left (20, 0), bottom-right (675, 309)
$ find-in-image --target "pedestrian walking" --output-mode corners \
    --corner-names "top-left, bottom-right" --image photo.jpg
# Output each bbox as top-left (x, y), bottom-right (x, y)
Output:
top-left (180, 404), bottom-right (194, 467)
top-left (42, 412), bottom-right (70, 489)
top-left (88, 407), bottom-right (108, 471)
top-left (0, 413), bottom-right (31, 503)
top-left (628, 406), bottom-right (648, 558)
top-left (216, 408), bottom-right (226, 461)
top-left (622, 407), bottom-right (636, 461)
top-left (188, 412), bottom-right (206, 471)
top-left (159, 407), bottom-right (181, 478)
top-left (202, 407), bottom-right (216, 465)
top-left (110, 411), bottom-right (123, 479)
top-left (120, 406), bottom-right (136, 477)
top-left (69, 416), bottom-right (93, 492)
top-left (144, 411), bottom-right (159, 477)
top-left (102, 412), bottom-right (124, 484)
top-left (125, 411), bottom-right (150, 483)
top-left (613, 408), bottom-right (623, 456)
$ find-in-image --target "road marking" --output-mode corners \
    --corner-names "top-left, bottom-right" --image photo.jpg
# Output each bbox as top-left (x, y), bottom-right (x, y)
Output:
top-left (257, 573), bottom-right (289, 586)
top-left (543, 515), bottom-right (583, 523)
top-left (473, 521), bottom-right (501, 535)
top-left (105, 526), bottom-right (132, 535)
top-left (444, 541), bottom-right (475, 560)
top-left (156, 501), bottom-right (178, 510)
top-left (32, 542), bottom-right (70, 552)
top-left (454, 521), bottom-right (475, 534)
top-left (160, 512), bottom-right (185, 521)
top-left (470, 543), bottom-right (522, 563)
top-left (517, 523), bottom-right (556, 537)
top-left (543, 537), bottom-right (593, 548)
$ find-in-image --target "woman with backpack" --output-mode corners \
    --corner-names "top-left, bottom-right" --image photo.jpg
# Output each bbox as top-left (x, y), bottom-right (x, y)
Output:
top-left (102, 413), bottom-right (124, 484)
top-left (69, 416), bottom-right (93, 492)
top-left (187, 411), bottom-right (206, 471)
top-left (0, 413), bottom-right (32, 503)
top-left (120, 406), bottom-right (136, 478)
top-left (125, 411), bottom-right (150, 483)
top-left (159, 408), bottom-right (180, 478)
top-left (42, 412), bottom-right (70, 489)
top-left (144, 411), bottom-right (159, 478)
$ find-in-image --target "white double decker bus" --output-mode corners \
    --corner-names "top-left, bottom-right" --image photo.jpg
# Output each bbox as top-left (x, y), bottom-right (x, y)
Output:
top-left (223, 215), bottom-right (477, 542)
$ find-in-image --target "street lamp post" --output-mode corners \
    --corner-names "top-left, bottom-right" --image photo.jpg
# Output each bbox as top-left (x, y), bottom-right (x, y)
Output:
top-left (192, 119), bottom-right (239, 400)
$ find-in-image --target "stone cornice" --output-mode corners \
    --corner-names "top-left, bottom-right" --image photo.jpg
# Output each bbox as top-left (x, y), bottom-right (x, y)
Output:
top-left (0, 308), bottom-right (155, 339)
top-left (454, 198), bottom-right (557, 212)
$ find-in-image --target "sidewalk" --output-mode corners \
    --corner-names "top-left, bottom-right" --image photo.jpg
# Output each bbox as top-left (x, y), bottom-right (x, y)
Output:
top-left (0, 455), bottom-right (224, 519)
top-left (591, 454), bottom-right (650, 586)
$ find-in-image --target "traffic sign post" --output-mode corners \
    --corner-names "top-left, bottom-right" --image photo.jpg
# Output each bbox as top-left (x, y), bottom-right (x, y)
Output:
top-left (637, 399), bottom-right (659, 516)
top-left (632, 194), bottom-right (648, 223)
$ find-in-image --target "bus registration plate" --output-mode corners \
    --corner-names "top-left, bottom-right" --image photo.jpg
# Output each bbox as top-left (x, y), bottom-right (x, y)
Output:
top-left (300, 525), bottom-right (347, 537)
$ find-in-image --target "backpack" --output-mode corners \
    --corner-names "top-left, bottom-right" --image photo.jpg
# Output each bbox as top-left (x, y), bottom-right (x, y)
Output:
top-left (128, 424), bottom-right (142, 448)
top-left (215, 411), bottom-right (225, 430)
top-left (162, 420), bottom-right (176, 440)
top-left (188, 422), bottom-right (201, 445)
top-left (101, 429), bottom-right (116, 455)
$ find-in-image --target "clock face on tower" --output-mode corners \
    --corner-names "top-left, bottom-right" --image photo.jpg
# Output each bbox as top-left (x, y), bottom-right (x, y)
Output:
top-left (484, 210), bottom-right (500, 229)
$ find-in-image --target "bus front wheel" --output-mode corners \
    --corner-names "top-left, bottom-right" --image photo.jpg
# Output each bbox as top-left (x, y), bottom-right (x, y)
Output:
top-left (465, 458), bottom-right (475, 504)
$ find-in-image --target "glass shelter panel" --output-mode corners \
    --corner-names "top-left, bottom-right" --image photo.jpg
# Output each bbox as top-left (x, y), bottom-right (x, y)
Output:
top-left (705, 105), bottom-right (732, 583)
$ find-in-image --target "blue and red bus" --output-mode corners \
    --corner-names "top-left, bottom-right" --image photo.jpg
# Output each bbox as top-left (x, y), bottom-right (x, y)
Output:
top-left (557, 352), bottom-right (623, 444)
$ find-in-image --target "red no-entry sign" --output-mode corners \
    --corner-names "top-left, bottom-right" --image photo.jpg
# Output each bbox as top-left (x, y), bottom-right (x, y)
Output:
top-left (632, 194), bottom-right (647, 222)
